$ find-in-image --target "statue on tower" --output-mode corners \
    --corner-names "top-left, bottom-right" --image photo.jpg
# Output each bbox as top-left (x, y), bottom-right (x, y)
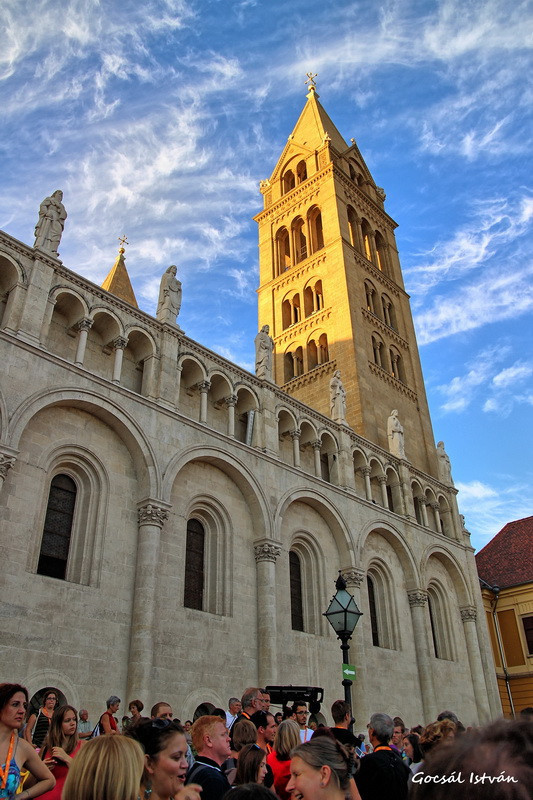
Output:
top-left (34, 190), bottom-right (67, 257)
top-left (329, 370), bottom-right (347, 424)
top-left (157, 265), bottom-right (182, 325)
top-left (436, 440), bottom-right (454, 485)
top-left (387, 409), bottom-right (405, 459)
top-left (254, 325), bottom-right (274, 381)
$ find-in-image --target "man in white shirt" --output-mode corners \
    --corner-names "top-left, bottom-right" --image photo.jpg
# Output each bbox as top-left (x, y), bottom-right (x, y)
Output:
top-left (293, 701), bottom-right (313, 743)
top-left (225, 697), bottom-right (241, 730)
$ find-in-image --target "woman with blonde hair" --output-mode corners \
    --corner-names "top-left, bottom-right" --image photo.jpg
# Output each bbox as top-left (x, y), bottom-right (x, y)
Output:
top-left (266, 719), bottom-right (300, 800)
top-left (34, 706), bottom-right (82, 799)
top-left (286, 737), bottom-right (352, 800)
top-left (62, 735), bottom-right (144, 800)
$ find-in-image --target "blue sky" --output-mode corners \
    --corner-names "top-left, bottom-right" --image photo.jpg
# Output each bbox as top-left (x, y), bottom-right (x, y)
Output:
top-left (1, 0), bottom-right (531, 552)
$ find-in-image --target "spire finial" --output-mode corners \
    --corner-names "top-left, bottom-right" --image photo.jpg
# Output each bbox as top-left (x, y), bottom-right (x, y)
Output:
top-left (118, 234), bottom-right (128, 254)
top-left (305, 72), bottom-right (319, 98)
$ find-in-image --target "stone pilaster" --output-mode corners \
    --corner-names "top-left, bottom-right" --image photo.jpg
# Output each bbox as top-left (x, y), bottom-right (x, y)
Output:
top-left (254, 539), bottom-right (282, 686)
top-left (74, 318), bottom-right (93, 366)
top-left (407, 590), bottom-right (437, 722)
top-left (126, 500), bottom-right (170, 701)
top-left (0, 451), bottom-right (17, 494)
top-left (112, 336), bottom-right (128, 384)
top-left (460, 606), bottom-right (491, 723)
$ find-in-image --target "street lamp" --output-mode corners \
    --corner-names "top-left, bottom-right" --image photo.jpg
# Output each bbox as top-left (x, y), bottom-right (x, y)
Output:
top-left (323, 573), bottom-right (363, 731)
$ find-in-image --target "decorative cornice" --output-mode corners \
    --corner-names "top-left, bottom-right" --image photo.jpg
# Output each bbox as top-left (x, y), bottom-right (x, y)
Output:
top-left (340, 567), bottom-right (365, 588)
top-left (282, 360), bottom-right (337, 394)
top-left (361, 308), bottom-right (408, 350)
top-left (270, 251), bottom-right (328, 293)
top-left (138, 503), bottom-right (169, 527)
top-left (460, 606), bottom-right (477, 623)
top-left (274, 308), bottom-right (332, 346)
top-left (353, 249), bottom-right (403, 298)
top-left (407, 590), bottom-right (428, 607)
top-left (368, 361), bottom-right (418, 402)
top-left (254, 542), bottom-right (282, 563)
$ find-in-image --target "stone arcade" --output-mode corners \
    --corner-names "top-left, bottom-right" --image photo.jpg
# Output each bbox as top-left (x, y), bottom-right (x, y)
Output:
top-left (0, 86), bottom-right (501, 725)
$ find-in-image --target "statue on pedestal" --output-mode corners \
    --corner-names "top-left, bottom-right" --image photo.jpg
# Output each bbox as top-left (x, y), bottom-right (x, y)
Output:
top-left (387, 409), bottom-right (405, 459)
top-left (254, 325), bottom-right (274, 381)
top-left (157, 265), bottom-right (182, 325)
top-left (34, 190), bottom-right (67, 257)
top-left (329, 370), bottom-right (347, 423)
top-left (436, 440), bottom-right (454, 485)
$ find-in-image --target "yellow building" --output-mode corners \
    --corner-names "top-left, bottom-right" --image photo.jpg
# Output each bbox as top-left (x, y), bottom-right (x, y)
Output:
top-left (477, 516), bottom-right (533, 716)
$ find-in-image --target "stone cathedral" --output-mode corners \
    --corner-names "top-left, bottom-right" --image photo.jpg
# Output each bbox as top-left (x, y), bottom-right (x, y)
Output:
top-left (0, 84), bottom-right (500, 726)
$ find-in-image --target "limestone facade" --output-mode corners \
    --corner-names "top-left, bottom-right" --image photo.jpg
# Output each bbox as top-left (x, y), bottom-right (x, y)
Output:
top-left (0, 90), bottom-right (501, 726)
top-left (0, 227), bottom-right (499, 726)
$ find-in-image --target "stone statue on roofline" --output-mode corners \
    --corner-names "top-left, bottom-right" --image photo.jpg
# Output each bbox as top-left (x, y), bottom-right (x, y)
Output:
top-left (34, 190), bottom-right (67, 257)
top-left (157, 265), bottom-right (182, 325)
top-left (436, 440), bottom-right (454, 485)
top-left (387, 409), bottom-right (405, 459)
top-left (255, 324), bottom-right (274, 381)
top-left (329, 369), bottom-right (347, 424)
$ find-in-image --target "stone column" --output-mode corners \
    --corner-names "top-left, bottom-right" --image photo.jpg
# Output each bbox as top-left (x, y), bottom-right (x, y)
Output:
top-left (377, 475), bottom-right (388, 508)
top-left (312, 441), bottom-right (322, 478)
top-left (420, 499), bottom-right (429, 528)
top-left (340, 567), bottom-right (367, 726)
top-left (127, 501), bottom-right (170, 700)
top-left (198, 381), bottom-right (211, 423)
top-left (355, 218), bottom-right (364, 254)
top-left (290, 429), bottom-right (301, 468)
top-left (368, 231), bottom-right (378, 266)
top-left (407, 590), bottom-right (437, 722)
top-left (0, 452), bottom-right (17, 495)
top-left (460, 606), bottom-right (491, 723)
top-left (431, 502), bottom-right (442, 534)
top-left (361, 466), bottom-right (372, 501)
top-left (74, 318), bottom-right (93, 366)
top-left (112, 337), bottom-right (128, 384)
top-left (254, 540), bottom-right (282, 686)
top-left (225, 395), bottom-right (237, 438)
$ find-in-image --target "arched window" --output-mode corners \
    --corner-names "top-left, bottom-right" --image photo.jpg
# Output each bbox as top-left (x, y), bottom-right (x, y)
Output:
top-left (308, 208), bottom-right (324, 253)
top-left (375, 232), bottom-right (387, 274)
top-left (304, 286), bottom-right (314, 318)
top-left (349, 163), bottom-right (356, 181)
top-left (184, 518), bottom-right (205, 610)
top-left (381, 294), bottom-right (396, 329)
top-left (282, 170), bottom-right (295, 194)
top-left (292, 217), bottom-right (307, 263)
top-left (292, 294), bottom-right (301, 325)
top-left (289, 550), bottom-right (304, 631)
top-left (366, 563), bottom-right (397, 649)
top-left (315, 280), bottom-right (323, 310)
top-left (371, 334), bottom-right (384, 368)
top-left (361, 220), bottom-right (373, 262)
top-left (318, 333), bottom-right (329, 364)
top-left (276, 227), bottom-right (291, 273)
top-left (293, 346), bottom-right (304, 376)
top-left (38, 474), bottom-right (77, 580)
top-left (347, 206), bottom-right (358, 248)
top-left (296, 160), bottom-right (307, 184)
top-left (284, 351), bottom-right (294, 383)
top-left (427, 583), bottom-right (455, 660)
top-left (365, 282), bottom-right (376, 315)
top-left (390, 348), bottom-right (404, 383)
top-left (282, 298), bottom-right (291, 330)
top-left (308, 339), bottom-right (318, 370)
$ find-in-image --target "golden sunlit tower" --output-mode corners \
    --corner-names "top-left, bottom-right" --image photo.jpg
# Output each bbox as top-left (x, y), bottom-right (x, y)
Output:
top-left (255, 77), bottom-right (438, 476)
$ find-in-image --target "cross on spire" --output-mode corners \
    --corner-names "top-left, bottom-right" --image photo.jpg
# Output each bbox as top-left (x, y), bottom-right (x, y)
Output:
top-left (118, 234), bottom-right (129, 251)
top-left (305, 72), bottom-right (318, 91)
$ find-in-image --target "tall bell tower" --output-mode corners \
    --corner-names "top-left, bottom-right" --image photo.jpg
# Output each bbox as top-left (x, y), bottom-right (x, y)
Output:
top-left (255, 78), bottom-right (439, 476)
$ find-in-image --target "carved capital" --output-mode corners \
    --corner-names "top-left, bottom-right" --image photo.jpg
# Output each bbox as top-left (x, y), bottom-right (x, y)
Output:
top-left (254, 542), bottom-right (282, 563)
top-left (138, 503), bottom-right (169, 528)
top-left (340, 567), bottom-right (365, 588)
top-left (76, 317), bottom-right (93, 332)
top-left (361, 466), bottom-right (372, 477)
top-left (0, 454), bottom-right (16, 480)
top-left (407, 590), bottom-right (428, 608)
top-left (377, 475), bottom-right (387, 485)
top-left (290, 429), bottom-right (301, 441)
top-left (312, 440), bottom-right (322, 451)
top-left (225, 395), bottom-right (238, 408)
top-left (430, 502), bottom-right (440, 511)
top-left (460, 606), bottom-right (477, 623)
top-left (113, 336), bottom-right (128, 350)
top-left (198, 381), bottom-right (211, 393)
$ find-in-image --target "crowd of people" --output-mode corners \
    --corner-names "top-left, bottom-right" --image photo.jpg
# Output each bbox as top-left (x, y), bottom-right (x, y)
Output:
top-left (1, 682), bottom-right (531, 800)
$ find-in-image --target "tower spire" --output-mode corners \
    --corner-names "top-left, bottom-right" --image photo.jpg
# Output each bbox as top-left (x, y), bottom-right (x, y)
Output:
top-left (101, 236), bottom-right (138, 307)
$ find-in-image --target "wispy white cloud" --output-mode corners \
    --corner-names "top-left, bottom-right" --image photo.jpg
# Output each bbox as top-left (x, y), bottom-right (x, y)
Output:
top-left (437, 344), bottom-right (511, 412)
top-left (456, 478), bottom-right (533, 551)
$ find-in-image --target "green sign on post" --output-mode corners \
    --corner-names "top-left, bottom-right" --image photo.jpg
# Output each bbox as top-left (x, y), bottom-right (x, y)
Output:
top-left (342, 663), bottom-right (356, 680)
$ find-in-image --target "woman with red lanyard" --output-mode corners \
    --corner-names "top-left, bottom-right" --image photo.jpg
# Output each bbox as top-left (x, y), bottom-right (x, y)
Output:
top-left (99, 696), bottom-right (120, 734)
top-left (0, 683), bottom-right (55, 799)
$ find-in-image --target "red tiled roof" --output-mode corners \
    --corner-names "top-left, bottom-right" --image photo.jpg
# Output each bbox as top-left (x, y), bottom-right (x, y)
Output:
top-left (475, 516), bottom-right (533, 589)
